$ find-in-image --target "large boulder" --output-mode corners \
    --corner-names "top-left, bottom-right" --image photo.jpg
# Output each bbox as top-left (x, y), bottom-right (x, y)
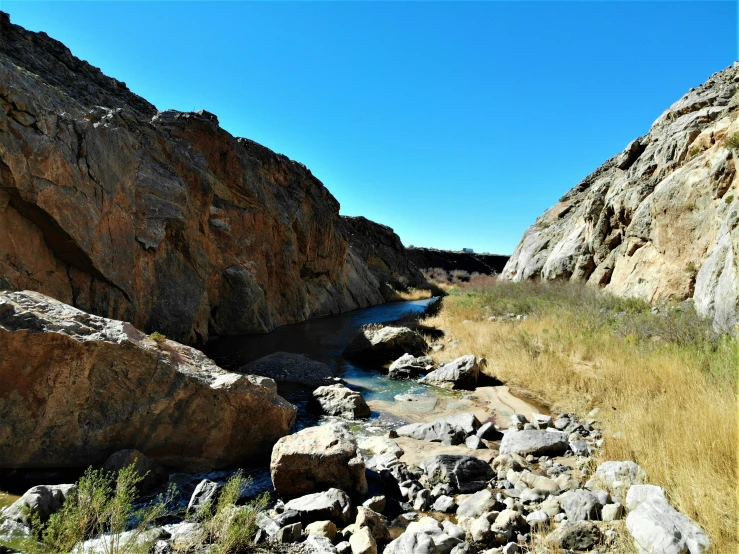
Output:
top-left (0, 291), bottom-right (296, 470)
top-left (388, 354), bottom-right (434, 380)
top-left (2, 484), bottom-right (75, 524)
top-left (271, 423), bottom-right (367, 499)
top-left (311, 384), bottom-right (371, 420)
top-left (384, 532), bottom-right (436, 554)
top-left (420, 356), bottom-right (480, 390)
top-left (102, 449), bottom-right (168, 493)
top-left (396, 413), bottom-right (481, 446)
top-left (284, 489), bottom-right (352, 525)
top-left (420, 455), bottom-right (495, 494)
top-left (343, 327), bottom-right (427, 365)
top-left (499, 429), bottom-right (569, 458)
top-left (595, 461), bottom-right (648, 503)
top-left (626, 496), bottom-right (710, 554)
top-left (241, 352), bottom-right (336, 388)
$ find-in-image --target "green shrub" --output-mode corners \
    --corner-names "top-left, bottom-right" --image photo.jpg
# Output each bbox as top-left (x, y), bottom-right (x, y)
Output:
top-left (24, 465), bottom-right (172, 554)
top-left (150, 332), bottom-right (166, 345)
top-left (725, 131), bottom-right (739, 149)
top-left (725, 194), bottom-right (735, 204)
top-left (689, 146), bottom-right (701, 157)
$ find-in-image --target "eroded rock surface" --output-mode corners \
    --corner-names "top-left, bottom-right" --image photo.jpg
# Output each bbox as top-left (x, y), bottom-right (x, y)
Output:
top-left (0, 290), bottom-right (296, 469)
top-left (502, 63), bottom-right (739, 332)
top-left (0, 12), bottom-right (419, 344)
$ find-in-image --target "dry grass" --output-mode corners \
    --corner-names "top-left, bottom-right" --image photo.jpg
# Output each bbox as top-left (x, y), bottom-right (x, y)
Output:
top-left (422, 277), bottom-right (738, 552)
top-left (385, 286), bottom-right (434, 301)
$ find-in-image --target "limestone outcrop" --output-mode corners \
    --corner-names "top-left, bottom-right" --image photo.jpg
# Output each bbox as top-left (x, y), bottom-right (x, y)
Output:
top-left (502, 63), bottom-right (739, 331)
top-left (0, 13), bottom-right (418, 344)
top-left (0, 290), bottom-right (296, 470)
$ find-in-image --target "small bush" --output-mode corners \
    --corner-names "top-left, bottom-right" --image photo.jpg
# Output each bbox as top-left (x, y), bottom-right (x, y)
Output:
top-left (24, 464), bottom-right (172, 554)
top-left (725, 131), bottom-right (739, 149)
top-left (725, 194), bottom-right (735, 204)
top-left (689, 146), bottom-right (701, 157)
top-left (150, 332), bottom-right (166, 345)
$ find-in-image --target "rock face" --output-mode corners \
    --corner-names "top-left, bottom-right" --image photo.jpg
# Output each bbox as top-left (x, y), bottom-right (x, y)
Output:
top-left (502, 64), bottom-right (739, 332)
top-left (270, 423), bottom-right (368, 500)
top-left (406, 248), bottom-right (509, 275)
top-left (0, 290), bottom-right (296, 469)
top-left (0, 13), bottom-right (420, 344)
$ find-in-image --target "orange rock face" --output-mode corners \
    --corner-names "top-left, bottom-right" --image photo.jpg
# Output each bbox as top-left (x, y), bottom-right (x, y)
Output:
top-left (0, 13), bottom-right (386, 344)
top-left (0, 290), bottom-right (296, 470)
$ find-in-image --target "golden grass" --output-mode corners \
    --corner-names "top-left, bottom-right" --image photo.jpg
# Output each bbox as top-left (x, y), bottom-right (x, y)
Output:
top-left (387, 287), bottom-right (434, 301)
top-left (422, 278), bottom-right (738, 552)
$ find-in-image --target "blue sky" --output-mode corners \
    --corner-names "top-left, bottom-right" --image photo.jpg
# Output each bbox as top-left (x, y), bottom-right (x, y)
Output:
top-left (2, 1), bottom-right (736, 254)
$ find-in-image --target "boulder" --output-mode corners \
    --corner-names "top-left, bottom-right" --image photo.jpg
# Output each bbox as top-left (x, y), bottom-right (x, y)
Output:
top-left (546, 521), bottom-right (601, 551)
top-left (499, 430), bottom-right (569, 458)
top-left (384, 532), bottom-right (436, 554)
top-left (561, 489), bottom-right (601, 521)
top-left (396, 421), bottom-right (465, 446)
top-left (595, 460), bottom-right (647, 503)
top-left (311, 384), bottom-right (371, 419)
top-left (284, 489), bottom-right (352, 525)
top-left (456, 489), bottom-right (498, 519)
top-left (465, 436), bottom-right (485, 450)
top-left (102, 449), bottom-right (168, 493)
top-left (363, 496), bottom-right (387, 513)
top-left (271, 423), bottom-right (367, 499)
top-left (305, 533), bottom-right (339, 554)
top-left (349, 526), bottom-right (377, 554)
top-left (343, 327), bottom-right (427, 365)
top-left (388, 354), bottom-right (434, 380)
top-left (625, 484), bottom-right (668, 511)
top-left (187, 479), bottom-right (222, 513)
top-left (242, 352), bottom-right (336, 388)
top-left (0, 291), bottom-right (296, 470)
top-left (2, 484), bottom-right (75, 524)
top-left (476, 422), bottom-right (503, 441)
top-left (420, 455), bottom-right (495, 493)
top-left (626, 498), bottom-right (710, 554)
top-left (356, 506), bottom-right (389, 542)
top-left (276, 522), bottom-right (303, 544)
top-left (433, 495), bottom-right (456, 513)
top-left (420, 356), bottom-right (479, 390)
top-left (358, 437), bottom-right (403, 458)
top-left (602, 503), bottom-right (623, 521)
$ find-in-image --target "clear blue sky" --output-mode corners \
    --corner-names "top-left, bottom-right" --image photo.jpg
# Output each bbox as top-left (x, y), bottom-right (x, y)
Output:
top-left (1, 1), bottom-right (736, 254)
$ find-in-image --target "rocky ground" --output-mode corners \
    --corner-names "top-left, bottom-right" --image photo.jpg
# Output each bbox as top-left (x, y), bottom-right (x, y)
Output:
top-left (0, 317), bottom-right (710, 554)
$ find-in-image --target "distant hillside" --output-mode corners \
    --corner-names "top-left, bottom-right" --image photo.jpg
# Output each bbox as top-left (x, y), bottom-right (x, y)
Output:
top-left (407, 247), bottom-right (509, 275)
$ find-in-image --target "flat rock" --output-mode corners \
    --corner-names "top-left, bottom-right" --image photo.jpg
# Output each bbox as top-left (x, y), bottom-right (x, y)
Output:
top-left (499, 429), bottom-right (568, 458)
top-left (456, 489), bottom-right (498, 518)
top-left (420, 356), bottom-right (479, 390)
top-left (626, 497), bottom-right (710, 554)
top-left (284, 489), bottom-right (352, 525)
top-left (271, 423), bottom-right (367, 499)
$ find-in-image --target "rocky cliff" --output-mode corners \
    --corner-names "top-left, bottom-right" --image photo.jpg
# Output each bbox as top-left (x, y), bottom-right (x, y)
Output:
top-left (407, 247), bottom-right (509, 276)
top-left (503, 64), bottom-right (739, 331)
top-left (0, 12), bottom-right (398, 344)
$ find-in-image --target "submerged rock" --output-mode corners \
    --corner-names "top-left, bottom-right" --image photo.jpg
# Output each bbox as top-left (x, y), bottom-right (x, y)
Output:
top-left (241, 352), bottom-right (336, 388)
top-left (0, 291), bottom-right (296, 470)
top-left (271, 423), bottom-right (367, 499)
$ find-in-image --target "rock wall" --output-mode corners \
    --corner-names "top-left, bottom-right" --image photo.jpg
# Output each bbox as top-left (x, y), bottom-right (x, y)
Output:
top-left (502, 64), bottom-right (739, 331)
top-left (0, 12), bottom-right (393, 344)
top-left (407, 247), bottom-right (509, 276)
top-left (0, 290), bottom-right (296, 470)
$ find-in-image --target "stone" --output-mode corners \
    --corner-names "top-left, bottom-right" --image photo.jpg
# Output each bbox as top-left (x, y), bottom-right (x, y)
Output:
top-left (2, 484), bottom-right (75, 524)
top-left (396, 421), bottom-right (465, 446)
top-left (306, 520), bottom-right (338, 541)
top-left (356, 506), bottom-right (389, 542)
top-left (167, 522), bottom-right (205, 549)
top-left (343, 327), bottom-right (428, 365)
top-left (626, 497), bottom-right (710, 554)
top-left (102, 449), bottom-right (168, 493)
top-left (433, 495), bottom-right (457, 513)
top-left (499, 430), bottom-right (569, 458)
top-left (501, 543), bottom-right (519, 554)
top-left (276, 522), bottom-right (303, 543)
top-left (271, 423), bottom-right (367, 499)
top-left (561, 489), bottom-right (601, 521)
top-left (358, 437), bottom-right (403, 457)
top-left (187, 479), bottom-right (222, 513)
top-left (362, 495), bottom-right (387, 513)
top-left (388, 354), bottom-right (434, 379)
top-left (283, 489), bottom-right (352, 525)
top-left (525, 510), bottom-right (549, 527)
top-left (469, 516), bottom-right (494, 543)
top-left (626, 484), bottom-right (668, 511)
top-left (569, 440), bottom-right (590, 457)
top-left (0, 291), bottom-right (296, 470)
top-left (384, 532), bottom-right (437, 554)
top-left (531, 414), bottom-right (551, 428)
top-left (311, 384), bottom-right (371, 419)
top-left (256, 512), bottom-right (281, 537)
top-left (595, 461), bottom-right (648, 503)
top-left (336, 541), bottom-right (352, 554)
top-left (421, 455), bottom-right (495, 493)
top-left (414, 489), bottom-right (432, 511)
top-left (349, 526), bottom-right (377, 554)
top-left (305, 533), bottom-right (340, 554)
top-left (456, 489), bottom-right (498, 519)
top-left (491, 510), bottom-right (528, 534)
top-left (476, 422), bottom-right (504, 441)
top-left (501, 63), bottom-right (739, 333)
top-left (602, 503), bottom-right (623, 521)
top-left (491, 454), bottom-right (526, 474)
top-left (539, 496), bottom-right (562, 517)
top-left (242, 352), bottom-right (336, 388)
top-left (546, 521), bottom-right (601, 551)
top-left (420, 355), bottom-right (480, 389)
top-left (74, 528), bottom-right (167, 553)
top-left (465, 436), bottom-right (486, 450)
